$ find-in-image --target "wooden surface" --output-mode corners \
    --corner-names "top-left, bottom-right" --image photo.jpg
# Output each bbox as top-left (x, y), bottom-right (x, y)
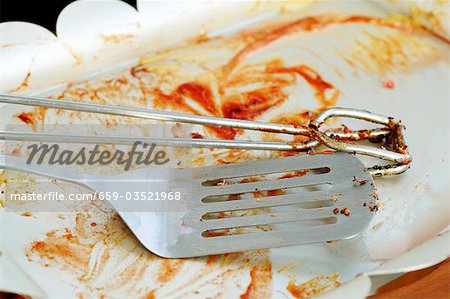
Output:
top-left (370, 258), bottom-right (450, 299)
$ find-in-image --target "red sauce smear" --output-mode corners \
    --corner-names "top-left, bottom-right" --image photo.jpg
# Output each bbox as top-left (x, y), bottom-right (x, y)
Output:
top-left (17, 112), bottom-right (35, 125)
top-left (141, 14), bottom-right (448, 142)
top-left (267, 65), bottom-right (339, 108)
top-left (177, 82), bottom-right (219, 115)
top-left (153, 82), bottom-right (216, 115)
top-left (344, 16), bottom-right (450, 44)
top-left (272, 111), bottom-right (316, 129)
top-left (221, 16), bottom-right (327, 82)
top-left (342, 124), bottom-right (352, 134)
top-left (278, 170), bottom-right (309, 179)
top-left (221, 15), bottom-right (450, 83)
top-left (221, 86), bottom-right (285, 120)
top-left (152, 82), bottom-right (239, 139)
top-left (191, 132), bottom-right (204, 139)
top-left (202, 229), bottom-right (231, 237)
top-left (382, 78), bottom-right (395, 89)
top-left (144, 291), bottom-right (155, 299)
top-left (267, 189), bottom-right (286, 196)
top-left (130, 65), bottom-right (148, 78)
top-left (10, 72), bottom-right (31, 93)
top-left (308, 150), bottom-right (335, 156)
top-left (241, 267), bottom-right (257, 299)
top-left (207, 126), bottom-right (238, 140)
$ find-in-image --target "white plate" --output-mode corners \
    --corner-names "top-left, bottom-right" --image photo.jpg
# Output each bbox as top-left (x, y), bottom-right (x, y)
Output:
top-left (0, 1), bottom-right (449, 298)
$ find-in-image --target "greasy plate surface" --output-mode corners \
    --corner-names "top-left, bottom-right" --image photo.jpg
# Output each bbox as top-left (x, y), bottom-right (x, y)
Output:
top-left (0, 0), bottom-right (449, 298)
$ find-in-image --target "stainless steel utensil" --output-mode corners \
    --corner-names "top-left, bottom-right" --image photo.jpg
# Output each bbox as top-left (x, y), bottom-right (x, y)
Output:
top-left (0, 93), bottom-right (411, 176)
top-left (1, 152), bottom-right (376, 258)
top-left (0, 93), bottom-right (410, 257)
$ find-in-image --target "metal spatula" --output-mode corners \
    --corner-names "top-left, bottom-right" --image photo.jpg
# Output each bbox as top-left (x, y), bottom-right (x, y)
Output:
top-left (2, 152), bottom-right (376, 258)
top-left (0, 93), bottom-right (409, 257)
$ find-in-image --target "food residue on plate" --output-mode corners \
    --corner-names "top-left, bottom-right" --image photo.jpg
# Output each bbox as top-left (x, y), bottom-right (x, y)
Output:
top-left (340, 208), bottom-right (350, 216)
top-left (287, 272), bottom-right (340, 299)
top-left (26, 202), bottom-right (273, 298)
top-left (382, 78), bottom-right (395, 89)
top-left (7, 8), bottom-right (449, 298)
top-left (277, 262), bottom-right (299, 275)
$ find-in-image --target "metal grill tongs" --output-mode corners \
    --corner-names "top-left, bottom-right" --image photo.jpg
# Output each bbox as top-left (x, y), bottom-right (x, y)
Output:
top-left (0, 93), bottom-right (411, 176)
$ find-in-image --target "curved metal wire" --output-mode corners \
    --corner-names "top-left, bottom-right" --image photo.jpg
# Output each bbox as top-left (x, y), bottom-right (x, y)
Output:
top-left (310, 108), bottom-right (412, 176)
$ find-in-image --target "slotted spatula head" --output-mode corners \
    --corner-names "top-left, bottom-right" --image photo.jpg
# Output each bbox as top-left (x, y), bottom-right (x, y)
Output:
top-left (116, 152), bottom-right (376, 258)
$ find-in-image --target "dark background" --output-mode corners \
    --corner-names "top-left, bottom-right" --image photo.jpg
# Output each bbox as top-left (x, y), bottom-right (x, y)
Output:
top-left (0, 0), bottom-right (137, 34)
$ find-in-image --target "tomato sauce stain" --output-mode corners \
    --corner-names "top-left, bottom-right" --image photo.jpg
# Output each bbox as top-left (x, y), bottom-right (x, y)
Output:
top-left (17, 112), bottom-right (35, 125)
top-left (308, 150), bottom-right (336, 156)
top-left (240, 267), bottom-right (257, 299)
top-left (287, 273), bottom-right (340, 298)
top-left (152, 83), bottom-right (240, 139)
top-left (278, 170), bottom-right (309, 179)
top-left (267, 65), bottom-right (339, 108)
top-left (176, 82), bottom-right (218, 115)
top-left (222, 86), bottom-right (286, 120)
